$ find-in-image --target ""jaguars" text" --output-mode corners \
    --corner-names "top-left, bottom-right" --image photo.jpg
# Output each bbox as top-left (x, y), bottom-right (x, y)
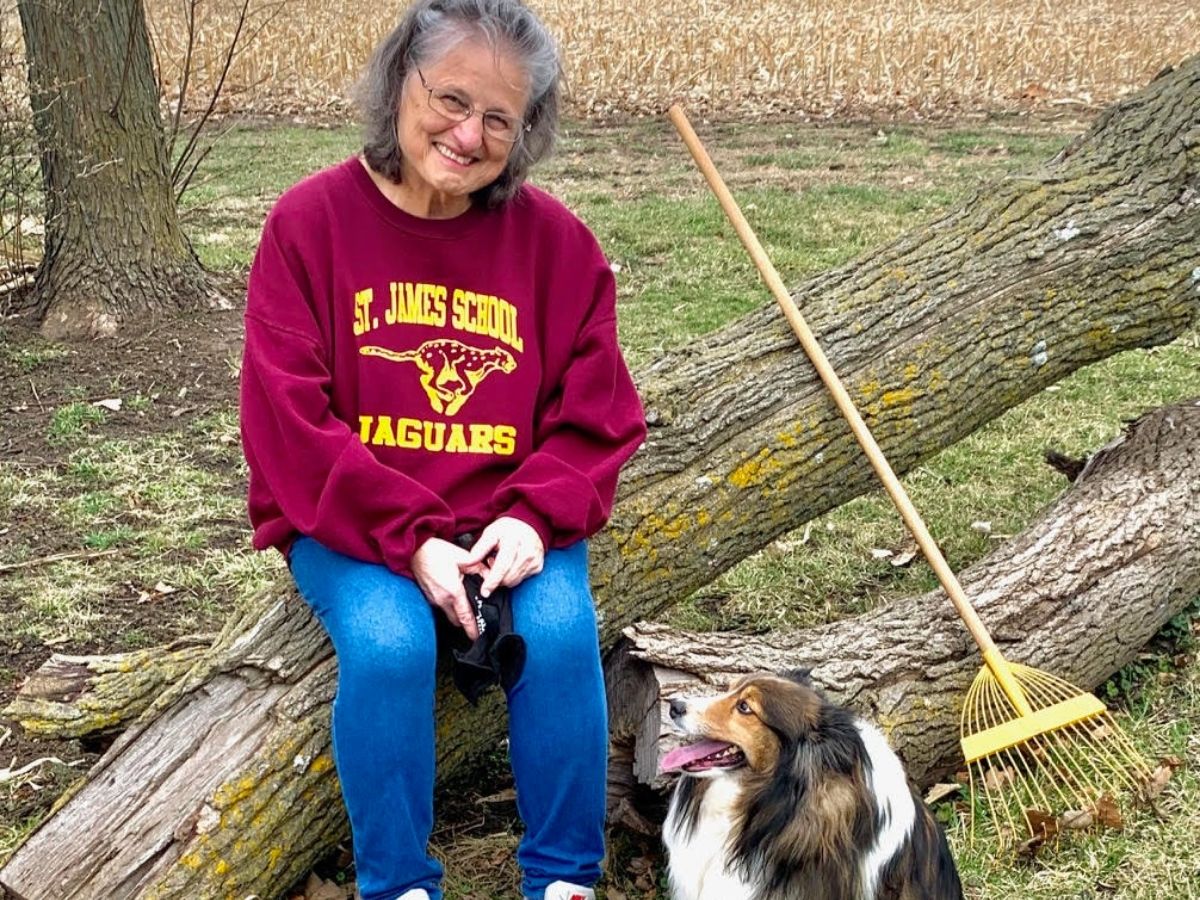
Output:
top-left (358, 414), bottom-right (516, 456)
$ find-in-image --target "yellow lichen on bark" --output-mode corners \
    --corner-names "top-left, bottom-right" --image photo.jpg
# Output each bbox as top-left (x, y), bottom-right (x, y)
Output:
top-left (728, 446), bottom-right (790, 491)
top-left (881, 386), bottom-right (920, 409)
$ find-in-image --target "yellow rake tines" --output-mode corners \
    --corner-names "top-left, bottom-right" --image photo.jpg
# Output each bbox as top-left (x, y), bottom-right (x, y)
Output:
top-left (962, 658), bottom-right (1155, 847)
top-left (666, 102), bottom-right (1159, 849)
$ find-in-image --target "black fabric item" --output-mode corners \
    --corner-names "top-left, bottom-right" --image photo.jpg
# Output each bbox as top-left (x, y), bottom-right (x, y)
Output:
top-left (449, 537), bottom-right (527, 705)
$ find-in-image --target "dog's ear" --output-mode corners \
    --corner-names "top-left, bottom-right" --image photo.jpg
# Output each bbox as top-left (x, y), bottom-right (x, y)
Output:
top-left (756, 674), bottom-right (822, 740)
top-left (780, 668), bottom-right (813, 687)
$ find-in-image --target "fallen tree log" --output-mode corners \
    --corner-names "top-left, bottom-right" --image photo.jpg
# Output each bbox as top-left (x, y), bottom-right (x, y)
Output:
top-left (610, 400), bottom-right (1200, 789)
top-left (2, 55), bottom-right (1198, 900)
top-left (2, 636), bottom-right (213, 739)
top-left (596, 55), bottom-right (1200, 635)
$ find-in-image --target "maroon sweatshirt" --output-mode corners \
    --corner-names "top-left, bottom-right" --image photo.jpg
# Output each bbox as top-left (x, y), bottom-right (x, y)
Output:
top-left (240, 157), bottom-right (646, 577)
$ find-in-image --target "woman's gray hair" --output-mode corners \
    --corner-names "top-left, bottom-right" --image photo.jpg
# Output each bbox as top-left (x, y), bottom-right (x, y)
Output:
top-left (356, 0), bottom-right (562, 208)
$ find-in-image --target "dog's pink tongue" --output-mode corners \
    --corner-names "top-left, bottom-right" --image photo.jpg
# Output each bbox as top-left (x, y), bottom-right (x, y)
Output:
top-left (659, 740), bottom-right (732, 774)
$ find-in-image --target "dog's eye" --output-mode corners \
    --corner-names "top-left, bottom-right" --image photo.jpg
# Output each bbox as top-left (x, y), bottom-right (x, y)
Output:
top-left (736, 700), bottom-right (753, 715)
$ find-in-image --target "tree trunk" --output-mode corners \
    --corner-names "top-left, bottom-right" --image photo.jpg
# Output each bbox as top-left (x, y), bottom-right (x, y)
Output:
top-left (2, 56), bottom-right (1199, 900)
top-left (608, 400), bottom-right (1200, 791)
top-left (17, 0), bottom-right (212, 340)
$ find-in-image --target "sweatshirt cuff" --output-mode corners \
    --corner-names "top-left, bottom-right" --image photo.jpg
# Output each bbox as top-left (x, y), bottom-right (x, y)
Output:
top-left (500, 500), bottom-right (553, 553)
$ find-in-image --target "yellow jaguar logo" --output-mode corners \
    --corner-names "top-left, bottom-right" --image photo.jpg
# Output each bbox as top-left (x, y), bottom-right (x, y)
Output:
top-left (360, 339), bottom-right (516, 416)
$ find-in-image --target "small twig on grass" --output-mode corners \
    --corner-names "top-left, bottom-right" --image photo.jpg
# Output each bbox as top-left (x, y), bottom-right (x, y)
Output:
top-left (0, 548), bottom-right (120, 573)
top-left (0, 756), bottom-right (86, 787)
top-left (28, 377), bottom-right (43, 413)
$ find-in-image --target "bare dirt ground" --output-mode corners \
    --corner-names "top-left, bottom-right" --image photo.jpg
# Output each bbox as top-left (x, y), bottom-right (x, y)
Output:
top-left (0, 301), bottom-right (248, 840)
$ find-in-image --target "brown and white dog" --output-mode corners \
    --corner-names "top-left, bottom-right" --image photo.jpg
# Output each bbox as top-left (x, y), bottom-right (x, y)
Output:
top-left (660, 670), bottom-right (963, 900)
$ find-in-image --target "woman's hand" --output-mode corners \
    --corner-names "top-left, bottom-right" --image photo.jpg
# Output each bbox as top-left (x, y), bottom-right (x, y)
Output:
top-left (463, 517), bottom-right (545, 597)
top-left (411, 537), bottom-right (480, 640)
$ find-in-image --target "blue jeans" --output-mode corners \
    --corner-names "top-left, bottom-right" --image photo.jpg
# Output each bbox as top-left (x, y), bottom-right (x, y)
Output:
top-left (289, 537), bottom-right (607, 900)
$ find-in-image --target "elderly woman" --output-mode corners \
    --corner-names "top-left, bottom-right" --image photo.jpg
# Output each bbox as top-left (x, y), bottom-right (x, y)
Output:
top-left (238, 1), bottom-right (646, 898)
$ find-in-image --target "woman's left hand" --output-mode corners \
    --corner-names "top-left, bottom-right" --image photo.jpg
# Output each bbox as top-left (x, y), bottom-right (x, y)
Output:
top-left (463, 517), bottom-right (545, 596)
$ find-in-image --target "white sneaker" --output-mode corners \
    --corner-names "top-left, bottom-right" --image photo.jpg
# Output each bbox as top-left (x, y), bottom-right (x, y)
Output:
top-left (541, 882), bottom-right (595, 900)
top-left (396, 891), bottom-right (431, 900)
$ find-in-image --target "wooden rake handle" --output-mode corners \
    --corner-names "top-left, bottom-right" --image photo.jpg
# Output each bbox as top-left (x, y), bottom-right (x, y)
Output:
top-left (667, 104), bottom-right (1000, 658)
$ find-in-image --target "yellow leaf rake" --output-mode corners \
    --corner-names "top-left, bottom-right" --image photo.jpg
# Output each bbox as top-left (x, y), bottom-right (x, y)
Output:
top-left (667, 104), bottom-right (1155, 846)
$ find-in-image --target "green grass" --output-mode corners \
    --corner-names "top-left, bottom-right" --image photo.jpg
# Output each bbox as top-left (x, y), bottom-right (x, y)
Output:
top-left (3, 115), bottom-right (1198, 896)
top-left (580, 181), bottom-right (967, 365)
top-left (15, 561), bottom-right (108, 641)
top-left (189, 408), bottom-right (242, 451)
top-left (0, 816), bottom-right (44, 870)
top-left (550, 119), bottom-right (1067, 366)
top-left (126, 393), bottom-right (153, 413)
top-left (0, 433), bottom-right (261, 642)
top-left (82, 525), bottom-right (138, 550)
top-left (951, 602), bottom-right (1200, 896)
top-left (948, 651), bottom-right (1200, 899)
top-left (178, 125), bottom-right (360, 269)
top-left (1, 343), bottom-right (69, 373)
top-left (46, 402), bottom-right (105, 444)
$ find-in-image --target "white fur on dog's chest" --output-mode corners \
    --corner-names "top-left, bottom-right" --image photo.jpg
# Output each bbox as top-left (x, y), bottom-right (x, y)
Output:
top-left (663, 778), bottom-right (757, 900)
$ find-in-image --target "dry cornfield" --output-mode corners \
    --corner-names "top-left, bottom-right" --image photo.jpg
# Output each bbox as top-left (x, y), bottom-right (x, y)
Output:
top-left (140, 0), bottom-right (1200, 118)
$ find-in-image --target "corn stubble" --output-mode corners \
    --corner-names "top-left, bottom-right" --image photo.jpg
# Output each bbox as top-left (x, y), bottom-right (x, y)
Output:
top-left (130, 0), bottom-right (1198, 117)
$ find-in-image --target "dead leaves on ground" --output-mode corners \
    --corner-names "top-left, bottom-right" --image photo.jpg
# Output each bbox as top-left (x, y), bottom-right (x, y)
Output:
top-left (623, 853), bottom-right (660, 897)
top-left (1018, 797), bottom-right (1123, 859)
top-left (924, 782), bottom-right (963, 805)
top-left (982, 765), bottom-right (1017, 792)
top-left (1015, 754), bottom-right (1185, 859)
top-left (1142, 754), bottom-right (1184, 801)
top-left (267, 755), bottom-right (1191, 894)
top-left (287, 873), bottom-right (351, 900)
top-left (965, 752), bottom-right (1188, 859)
top-left (136, 581), bottom-right (179, 604)
top-left (869, 537), bottom-right (919, 568)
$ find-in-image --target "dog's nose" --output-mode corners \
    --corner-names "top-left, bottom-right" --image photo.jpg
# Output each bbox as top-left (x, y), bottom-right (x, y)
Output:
top-left (669, 699), bottom-right (686, 720)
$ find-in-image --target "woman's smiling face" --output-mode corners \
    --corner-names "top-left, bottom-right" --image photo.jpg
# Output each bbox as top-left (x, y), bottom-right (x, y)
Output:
top-left (395, 37), bottom-right (530, 217)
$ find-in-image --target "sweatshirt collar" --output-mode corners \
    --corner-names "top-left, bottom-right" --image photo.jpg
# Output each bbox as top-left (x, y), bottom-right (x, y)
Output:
top-left (345, 156), bottom-right (490, 240)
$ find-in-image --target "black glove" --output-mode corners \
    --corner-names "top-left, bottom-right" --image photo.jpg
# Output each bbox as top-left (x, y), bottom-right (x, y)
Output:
top-left (450, 538), bottom-right (527, 705)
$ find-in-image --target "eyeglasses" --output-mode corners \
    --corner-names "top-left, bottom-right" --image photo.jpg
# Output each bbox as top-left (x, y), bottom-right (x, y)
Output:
top-left (417, 69), bottom-right (530, 143)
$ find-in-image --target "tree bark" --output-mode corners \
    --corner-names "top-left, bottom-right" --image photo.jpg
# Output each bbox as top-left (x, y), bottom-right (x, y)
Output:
top-left (17, 0), bottom-right (213, 339)
top-left (2, 636), bottom-right (213, 739)
top-left (2, 55), bottom-right (1199, 900)
top-left (608, 400), bottom-right (1200, 790)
